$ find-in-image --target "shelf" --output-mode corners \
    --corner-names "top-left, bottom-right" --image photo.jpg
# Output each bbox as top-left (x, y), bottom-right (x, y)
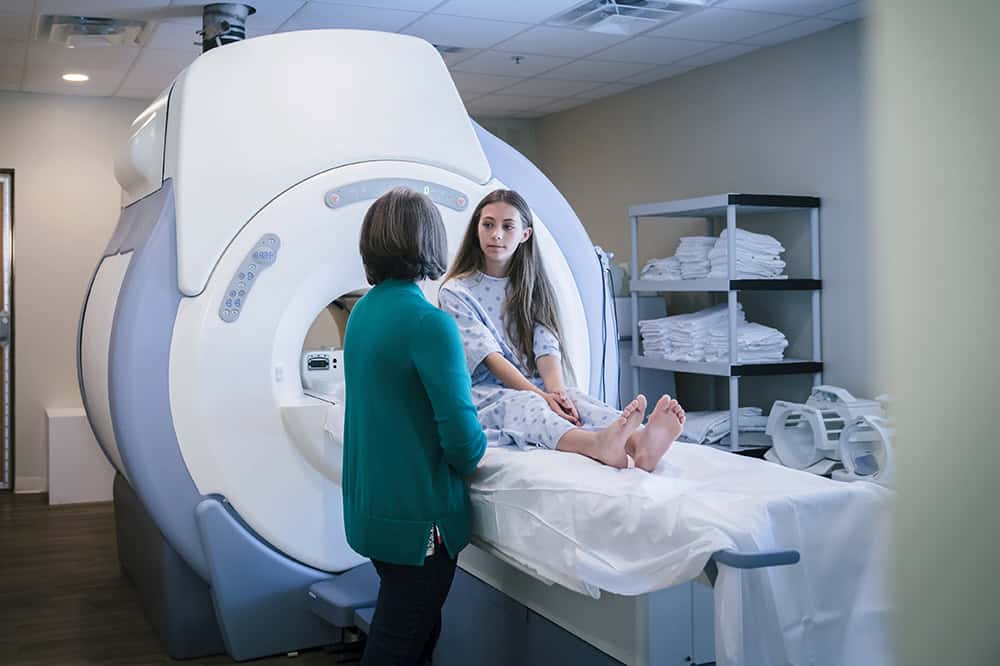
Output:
top-left (631, 278), bottom-right (821, 292)
top-left (630, 193), bottom-right (820, 218)
top-left (631, 355), bottom-right (823, 377)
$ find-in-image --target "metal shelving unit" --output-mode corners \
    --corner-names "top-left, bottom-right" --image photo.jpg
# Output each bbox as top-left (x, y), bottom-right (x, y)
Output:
top-left (629, 193), bottom-right (823, 451)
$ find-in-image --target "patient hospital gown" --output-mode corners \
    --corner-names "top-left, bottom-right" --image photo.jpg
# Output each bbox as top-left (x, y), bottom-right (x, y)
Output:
top-left (438, 272), bottom-right (621, 449)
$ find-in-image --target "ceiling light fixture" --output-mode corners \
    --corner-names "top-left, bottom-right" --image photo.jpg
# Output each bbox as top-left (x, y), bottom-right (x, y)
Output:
top-left (62, 73), bottom-right (89, 82)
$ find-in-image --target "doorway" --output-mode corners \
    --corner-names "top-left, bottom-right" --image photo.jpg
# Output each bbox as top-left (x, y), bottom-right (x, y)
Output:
top-left (0, 169), bottom-right (13, 490)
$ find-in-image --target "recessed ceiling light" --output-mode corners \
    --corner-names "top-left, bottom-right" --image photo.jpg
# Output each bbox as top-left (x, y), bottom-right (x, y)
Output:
top-left (62, 73), bottom-right (89, 82)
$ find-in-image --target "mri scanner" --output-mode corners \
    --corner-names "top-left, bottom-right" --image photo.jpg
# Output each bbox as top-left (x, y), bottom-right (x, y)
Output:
top-left (77, 28), bottom-right (629, 662)
top-left (78, 29), bottom-right (892, 666)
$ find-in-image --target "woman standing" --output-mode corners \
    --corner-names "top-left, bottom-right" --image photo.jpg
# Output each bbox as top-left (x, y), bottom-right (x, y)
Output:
top-left (343, 187), bottom-right (487, 666)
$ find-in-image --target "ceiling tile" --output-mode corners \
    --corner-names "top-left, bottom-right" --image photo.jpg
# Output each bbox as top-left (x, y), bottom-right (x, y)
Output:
top-left (0, 1), bottom-right (35, 16)
top-left (167, 1), bottom-right (305, 31)
top-left (595, 36), bottom-right (718, 65)
top-left (457, 89), bottom-right (483, 104)
top-left (0, 64), bottom-right (21, 90)
top-left (492, 26), bottom-right (627, 59)
top-left (120, 47), bottom-right (194, 90)
top-left (535, 97), bottom-right (590, 114)
top-left (147, 20), bottom-right (202, 54)
top-left (312, 0), bottom-right (442, 11)
top-left (279, 2), bottom-right (422, 32)
top-left (466, 93), bottom-right (554, 114)
top-left (623, 63), bottom-right (694, 84)
top-left (0, 15), bottom-right (32, 41)
top-left (499, 77), bottom-right (603, 97)
top-left (28, 40), bottom-right (140, 68)
top-left (538, 58), bottom-right (658, 82)
top-left (439, 47), bottom-right (479, 66)
top-left (435, 0), bottom-right (582, 24)
top-left (676, 43), bottom-right (758, 68)
top-left (402, 14), bottom-right (529, 49)
top-left (821, 2), bottom-right (869, 21)
top-left (717, 0), bottom-right (849, 17)
top-left (575, 82), bottom-right (634, 100)
top-left (453, 50), bottom-right (571, 77)
top-left (649, 8), bottom-right (798, 42)
top-left (0, 41), bottom-right (27, 66)
top-left (743, 18), bottom-right (841, 45)
top-left (22, 62), bottom-right (128, 96)
top-left (450, 71), bottom-right (520, 95)
top-left (37, 1), bottom-right (171, 20)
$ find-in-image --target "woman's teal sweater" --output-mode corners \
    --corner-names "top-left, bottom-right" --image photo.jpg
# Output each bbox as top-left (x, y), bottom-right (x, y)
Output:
top-left (342, 280), bottom-right (487, 565)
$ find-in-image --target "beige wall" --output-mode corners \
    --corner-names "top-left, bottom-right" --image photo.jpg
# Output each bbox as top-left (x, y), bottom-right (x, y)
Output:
top-left (473, 117), bottom-right (539, 165)
top-left (0, 91), bottom-right (148, 492)
top-left (535, 21), bottom-right (871, 408)
top-left (871, 2), bottom-right (999, 664)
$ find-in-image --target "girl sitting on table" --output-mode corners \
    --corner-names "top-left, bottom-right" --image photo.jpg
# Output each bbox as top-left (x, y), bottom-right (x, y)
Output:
top-left (438, 189), bottom-right (685, 471)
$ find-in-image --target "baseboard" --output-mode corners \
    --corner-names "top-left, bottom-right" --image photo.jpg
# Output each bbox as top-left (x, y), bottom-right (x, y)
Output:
top-left (15, 475), bottom-right (47, 494)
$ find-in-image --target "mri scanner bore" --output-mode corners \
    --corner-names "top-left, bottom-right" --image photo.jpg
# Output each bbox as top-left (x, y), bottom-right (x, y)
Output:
top-left (78, 29), bottom-right (894, 666)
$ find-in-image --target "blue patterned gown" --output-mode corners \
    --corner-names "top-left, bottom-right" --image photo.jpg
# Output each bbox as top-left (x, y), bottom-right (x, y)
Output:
top-left (438, 272), bottom-right (620, 449)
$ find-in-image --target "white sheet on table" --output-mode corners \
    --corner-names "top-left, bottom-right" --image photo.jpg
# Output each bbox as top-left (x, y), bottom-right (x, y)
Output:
top-left (468, 442), bottom-right (894, 666)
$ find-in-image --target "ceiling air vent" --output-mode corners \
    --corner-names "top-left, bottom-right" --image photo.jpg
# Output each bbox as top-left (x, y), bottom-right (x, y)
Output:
top-left (549, 1), bottom-right (710, 36)
top-left (37, 15), bottom-right (147, 48)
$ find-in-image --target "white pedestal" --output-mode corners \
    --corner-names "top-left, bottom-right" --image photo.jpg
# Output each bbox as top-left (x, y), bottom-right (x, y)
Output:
top-left (46, 407), bottom-right (114, 505)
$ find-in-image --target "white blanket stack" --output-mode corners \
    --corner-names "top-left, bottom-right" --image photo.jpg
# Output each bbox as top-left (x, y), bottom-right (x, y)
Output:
top-left (676, 236), bottom-right (718, 279)
top-left (708, 228), bottom-right (787, 279)
top-left (639, 255), bottom-right (682, 280)
top-left (639, 304), bottom-right (788, 363)
top-left (704, 321), bottom-right (788, 362)
top-left (639, 304), bottom-right (743, 361)
top-left (679, 408), bottom-right (770, 445)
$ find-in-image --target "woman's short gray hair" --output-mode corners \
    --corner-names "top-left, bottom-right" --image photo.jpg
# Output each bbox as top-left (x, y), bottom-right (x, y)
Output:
top-left (359, 187), bottom-right (448, 285)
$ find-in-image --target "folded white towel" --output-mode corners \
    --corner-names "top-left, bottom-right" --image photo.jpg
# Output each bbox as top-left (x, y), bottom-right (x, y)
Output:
top-left (708, 228), bottom-right (786, 279)
top-left (717, 228), bottom-right (785, 253)
top-left (640, 256), bottom-right (683, 280)
top-left (679, 408), bottom-right (769, 444)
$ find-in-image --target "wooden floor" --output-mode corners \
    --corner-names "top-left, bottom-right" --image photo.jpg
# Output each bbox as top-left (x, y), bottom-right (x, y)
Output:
top-left (0, 492), bottom-right (355, 665)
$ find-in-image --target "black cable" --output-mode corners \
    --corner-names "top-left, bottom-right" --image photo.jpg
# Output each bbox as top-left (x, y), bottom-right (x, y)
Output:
top-left (594, 248), bottom-right (622, 407)
top-left (607, 263), bottom-right (622, 409)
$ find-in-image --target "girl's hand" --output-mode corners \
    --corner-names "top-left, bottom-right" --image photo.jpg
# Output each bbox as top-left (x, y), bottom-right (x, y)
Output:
top-left (552, 389), bottom-right (580, 425)
top-left (541, 391), bottom-right (580, 425)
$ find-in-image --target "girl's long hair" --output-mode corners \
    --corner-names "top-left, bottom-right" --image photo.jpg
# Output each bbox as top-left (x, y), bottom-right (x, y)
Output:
top-left (444, 190), bottom-right (565, 375)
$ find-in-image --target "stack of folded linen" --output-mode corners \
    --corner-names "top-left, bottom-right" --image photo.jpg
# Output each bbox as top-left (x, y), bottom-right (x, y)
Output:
top-left (639, 304), bottom-right (788, 363)
top-left (678, 408), bottom-right (770, 445)
top-left (639, 304), bottom-right (745, 361)
top-left (639, 256), bottom-right (682, 280)
top-left (676, 236), bottom-right (718, 279)
top-left (708, 228), bottom-right (787, 278)
top-left (703, 321), bottom-right (788, 363)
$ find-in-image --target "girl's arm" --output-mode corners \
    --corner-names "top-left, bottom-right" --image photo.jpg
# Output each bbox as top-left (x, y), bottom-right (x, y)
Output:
top-left (483, 352), bottom-right (544, 393)
top-left (537, 354), bottom-right (580, 424)
top-left (484, 352), bottom-right (579, 424)
top-left (536, 354), bottom-right (565, 393)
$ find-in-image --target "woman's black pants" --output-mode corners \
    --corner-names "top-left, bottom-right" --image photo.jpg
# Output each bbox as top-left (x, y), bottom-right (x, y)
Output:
top-left (360, 546), bottom-right (457, 666)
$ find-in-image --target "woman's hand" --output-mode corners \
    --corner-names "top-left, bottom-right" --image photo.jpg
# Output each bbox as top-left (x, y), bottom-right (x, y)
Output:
top-left (540, 390), bottom-right (580, 426)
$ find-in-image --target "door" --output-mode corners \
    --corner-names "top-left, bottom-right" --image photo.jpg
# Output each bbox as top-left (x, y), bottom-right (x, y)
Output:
top-left (0, 170), bottom-right (12, 490)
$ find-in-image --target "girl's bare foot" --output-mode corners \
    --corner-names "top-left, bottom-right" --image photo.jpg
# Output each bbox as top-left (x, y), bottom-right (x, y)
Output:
top-left (633, 395), bottom-right (683, 472)
top-left (590, 394), bottom-right (646, 468)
